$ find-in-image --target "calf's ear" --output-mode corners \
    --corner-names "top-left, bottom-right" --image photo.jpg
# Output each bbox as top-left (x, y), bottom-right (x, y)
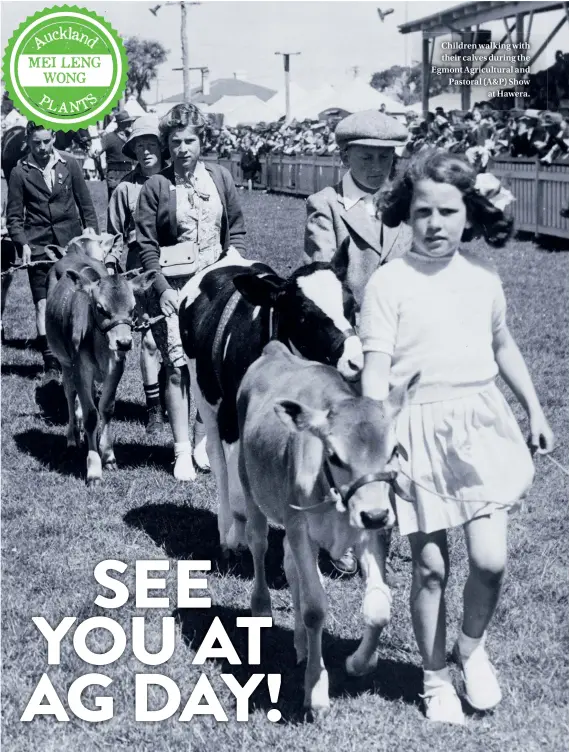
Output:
top-left (130, 270), bottom-right (158, 294)
top-left (275, 399), bottom-right (330, 435)
top-left (384, 371), bottom-right (421, 419)
top-left (64, 268), bottom-right (98, 294)
top-left (233, 273), bottom-right (283, 307)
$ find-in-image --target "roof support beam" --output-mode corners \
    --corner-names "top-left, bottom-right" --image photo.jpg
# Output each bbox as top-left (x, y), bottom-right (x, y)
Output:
top-left (467, 21), bottom-right (516, 83)
top-left (525, 13), bottom-right (567, 69)
top-left (401, 2), bottom-right (563, 38)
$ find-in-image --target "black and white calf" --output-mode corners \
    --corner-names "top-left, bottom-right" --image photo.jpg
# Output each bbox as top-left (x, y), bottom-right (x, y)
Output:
top-left (178, 245), bottom-right (363, 551)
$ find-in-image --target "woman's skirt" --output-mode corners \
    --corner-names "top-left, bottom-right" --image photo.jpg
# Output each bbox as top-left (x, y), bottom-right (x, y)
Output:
top-left (389, 381), bottom-right (535, 536)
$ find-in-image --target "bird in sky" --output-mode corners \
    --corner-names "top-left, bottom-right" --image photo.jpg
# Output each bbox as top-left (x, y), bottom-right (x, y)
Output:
top-left (150, 5), bottom-right (161, 16)
top-left (377, 7), bottom-right (395, 22)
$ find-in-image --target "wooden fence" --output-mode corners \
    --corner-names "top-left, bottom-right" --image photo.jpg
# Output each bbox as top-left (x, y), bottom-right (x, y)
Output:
top-left (489, 156), bottom-right (569, 240)
top-left (202, 152), bottom-right (569, 241)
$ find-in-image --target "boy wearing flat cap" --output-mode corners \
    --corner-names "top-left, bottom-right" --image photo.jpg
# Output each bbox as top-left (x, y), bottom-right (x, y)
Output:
top-left (304, 110), bottom-right (412, 577)
top-left (303, 110), bottom-right (412, 307)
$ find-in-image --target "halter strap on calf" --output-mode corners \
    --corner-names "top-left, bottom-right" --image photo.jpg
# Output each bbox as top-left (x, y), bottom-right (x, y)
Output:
top-left (95, 317), bottom-right (133, 334)
top-left (212, 289), bottom-right (243, 389)
top-left (289, 461), bottom-right (397, 513)
top-left (211, 288), bottom-right (280, 390)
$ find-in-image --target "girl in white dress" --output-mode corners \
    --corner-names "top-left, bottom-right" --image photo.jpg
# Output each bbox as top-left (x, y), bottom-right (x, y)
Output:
top-left (359, 149), bottom-right (554, 725)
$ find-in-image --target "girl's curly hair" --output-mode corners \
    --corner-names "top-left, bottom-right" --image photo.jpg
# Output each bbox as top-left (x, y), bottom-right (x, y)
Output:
top-left (158, 103), bottom-right (208, 149)
top-left (380, 148), bottom-right (514, 247)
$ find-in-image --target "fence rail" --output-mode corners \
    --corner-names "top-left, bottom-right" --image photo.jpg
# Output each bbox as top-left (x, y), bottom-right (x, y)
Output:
top-left (202, 152), bottom-right (569, 241)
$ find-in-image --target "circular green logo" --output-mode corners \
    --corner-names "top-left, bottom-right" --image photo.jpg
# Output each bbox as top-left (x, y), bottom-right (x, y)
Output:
top-left (3, 5), bottom-right (128, 130)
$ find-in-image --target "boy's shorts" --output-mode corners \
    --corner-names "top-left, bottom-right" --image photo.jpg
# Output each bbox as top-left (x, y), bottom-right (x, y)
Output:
top-left (27, 249), bottom-right (53, 304)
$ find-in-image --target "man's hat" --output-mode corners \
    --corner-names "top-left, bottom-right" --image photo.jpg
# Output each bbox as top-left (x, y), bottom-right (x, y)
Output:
top-left (335, 109), bottom-right (408, 148)
top-left (122, 115), bottom-right (160, 159)
top-left (115, 109), bottom-right (135, 126)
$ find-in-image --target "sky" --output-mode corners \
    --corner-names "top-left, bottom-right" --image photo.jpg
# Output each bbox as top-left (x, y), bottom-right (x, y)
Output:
top-left (2, 0), bottom-right (568, 103)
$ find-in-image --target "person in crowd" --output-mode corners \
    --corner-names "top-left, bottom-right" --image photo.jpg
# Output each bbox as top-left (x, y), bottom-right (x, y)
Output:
top-left (240, 145), bottom-right (261, 191)
top-left (135, 103), bottom-right (246, 481)
top-left (94, 110), bottom-right (137, 200)
top-left (303, 110), bottom-right (412, 577)
top-left (6, 122), bottom-right (98, 381)
top-left (359, 149), bottom-right (554, 725)
top-left (106, 115), bottom-right (167, 435)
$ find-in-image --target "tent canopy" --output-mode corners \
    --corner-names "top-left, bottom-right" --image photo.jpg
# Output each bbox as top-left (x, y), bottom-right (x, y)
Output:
top-left (123, 97), bottom-right (146, 117)
top-left (213, 96), bottom-right (280, 126)
top-left (266, 83), bottom-right (310, 118)
top-left (312, 79), bottom-right (404, 115)
top-left (407, 92), bottom-right (464, 113)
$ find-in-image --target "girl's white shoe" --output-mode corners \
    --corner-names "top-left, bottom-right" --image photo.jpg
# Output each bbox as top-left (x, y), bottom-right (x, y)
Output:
top-left (173, 442), bottom-right (196, 482)
top-left (453, 635), bottom-right (502, 711)
top-left (420, 682), bottom-right (465, 725)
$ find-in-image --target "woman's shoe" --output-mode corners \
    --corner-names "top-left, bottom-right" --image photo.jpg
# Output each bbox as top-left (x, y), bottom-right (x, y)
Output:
top-left (452, 635), bottom-right (502, 711)
top-left (330, 547), bottom-right (358, 576)
top-left (420, 682), bottom-right (465, 725)
top-left (173, 442), bottom-right (196, 482)
top-left (146, 405), bottom-right (165, 436)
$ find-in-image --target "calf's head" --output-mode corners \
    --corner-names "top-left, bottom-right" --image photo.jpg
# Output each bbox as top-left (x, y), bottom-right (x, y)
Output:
top-left (47, 230), bottom-right (123, 265)
top-left (275, 373), bottom-right (420, 530)
top-left (65, 269), bottom-right (156, 354)
top-left (233, 242), bottom-right (362, 380)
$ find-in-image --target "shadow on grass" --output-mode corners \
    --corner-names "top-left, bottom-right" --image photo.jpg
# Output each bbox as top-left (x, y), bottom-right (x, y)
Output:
top-left (1, 363), bottom-right (43, 379)
top-left (515, 230), bottom-right (569, 252)
top-left (32, 378), bottom-right (147, 428)
top-left (13, 427), bottom-right (84, 479)
top-left (35, 380), bottom-right (67, 424)
top-left (173, 604), bottom-right (422, 723)
top-left (124, 503), bottom-right (287, 589)
top-left (1, 337), bottom-right (35, 351)
top-left (114, 399), bottom-right (146, 424)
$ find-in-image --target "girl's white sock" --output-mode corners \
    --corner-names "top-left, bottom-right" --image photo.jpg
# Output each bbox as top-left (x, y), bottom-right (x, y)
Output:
top-left (457, 630), bottom-right (485, 660)
top-left (174, 441), bottom-right (192, 457)
top-left (423, 667), bottom-right (452, 691)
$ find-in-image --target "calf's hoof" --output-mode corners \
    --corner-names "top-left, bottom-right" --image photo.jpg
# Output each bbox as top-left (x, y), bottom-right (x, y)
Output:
top-left (104, 460), bottom-right (118, 471)
top-left (250, 594), bottom-right (272, 618)
top-left (87, 476), bottom-right (102, 488)
top-left (304, 704), bottom-right (330, 723)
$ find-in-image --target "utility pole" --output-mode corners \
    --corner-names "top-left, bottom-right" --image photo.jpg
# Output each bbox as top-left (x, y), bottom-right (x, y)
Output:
top-left (150, 2), bottom-right (200, 103)
top-left (275, 51), bottom-right (300, 123)
top-left (172, 65), bottom-right (210, 97)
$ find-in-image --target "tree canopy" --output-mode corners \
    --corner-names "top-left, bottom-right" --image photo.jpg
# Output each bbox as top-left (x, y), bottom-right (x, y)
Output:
top-left (124, 37), bottom-right (168, 102)
top-left (370, 63), bottom-right (453, 106)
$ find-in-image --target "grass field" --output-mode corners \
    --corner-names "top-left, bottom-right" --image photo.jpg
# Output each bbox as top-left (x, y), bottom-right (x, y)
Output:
top-left (1, 183), bottom-right (568, 752)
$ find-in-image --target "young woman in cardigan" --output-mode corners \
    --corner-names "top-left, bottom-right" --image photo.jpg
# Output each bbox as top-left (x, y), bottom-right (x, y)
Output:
top-left (135, 104), bottom-right (247, 481)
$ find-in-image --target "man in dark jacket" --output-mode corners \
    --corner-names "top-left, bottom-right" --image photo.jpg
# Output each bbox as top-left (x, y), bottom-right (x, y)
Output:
top-left (95, 110), bottom-right (136, 200)
top-left (6, 122), bottom-right (99, 380)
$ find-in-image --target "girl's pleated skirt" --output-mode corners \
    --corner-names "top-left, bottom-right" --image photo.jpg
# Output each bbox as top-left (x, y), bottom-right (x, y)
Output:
top-left (390, 381), bottom-right (535, 536)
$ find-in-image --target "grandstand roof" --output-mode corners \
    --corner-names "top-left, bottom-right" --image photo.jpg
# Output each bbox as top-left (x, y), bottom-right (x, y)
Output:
top-left (399, 1), bottom-right (566, 37)
top-left (160, 78), bottom-right (276, 106)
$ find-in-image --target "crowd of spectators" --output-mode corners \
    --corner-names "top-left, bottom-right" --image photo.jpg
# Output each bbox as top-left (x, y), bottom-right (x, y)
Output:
top-left (3, 100), bottom-right (569, 181)
top-left (401, 104), bottom-right (569, 170)
top-left (195, 105), bottom-right (569, 174)
top-left (201, 120), bottom-right (339, 159)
